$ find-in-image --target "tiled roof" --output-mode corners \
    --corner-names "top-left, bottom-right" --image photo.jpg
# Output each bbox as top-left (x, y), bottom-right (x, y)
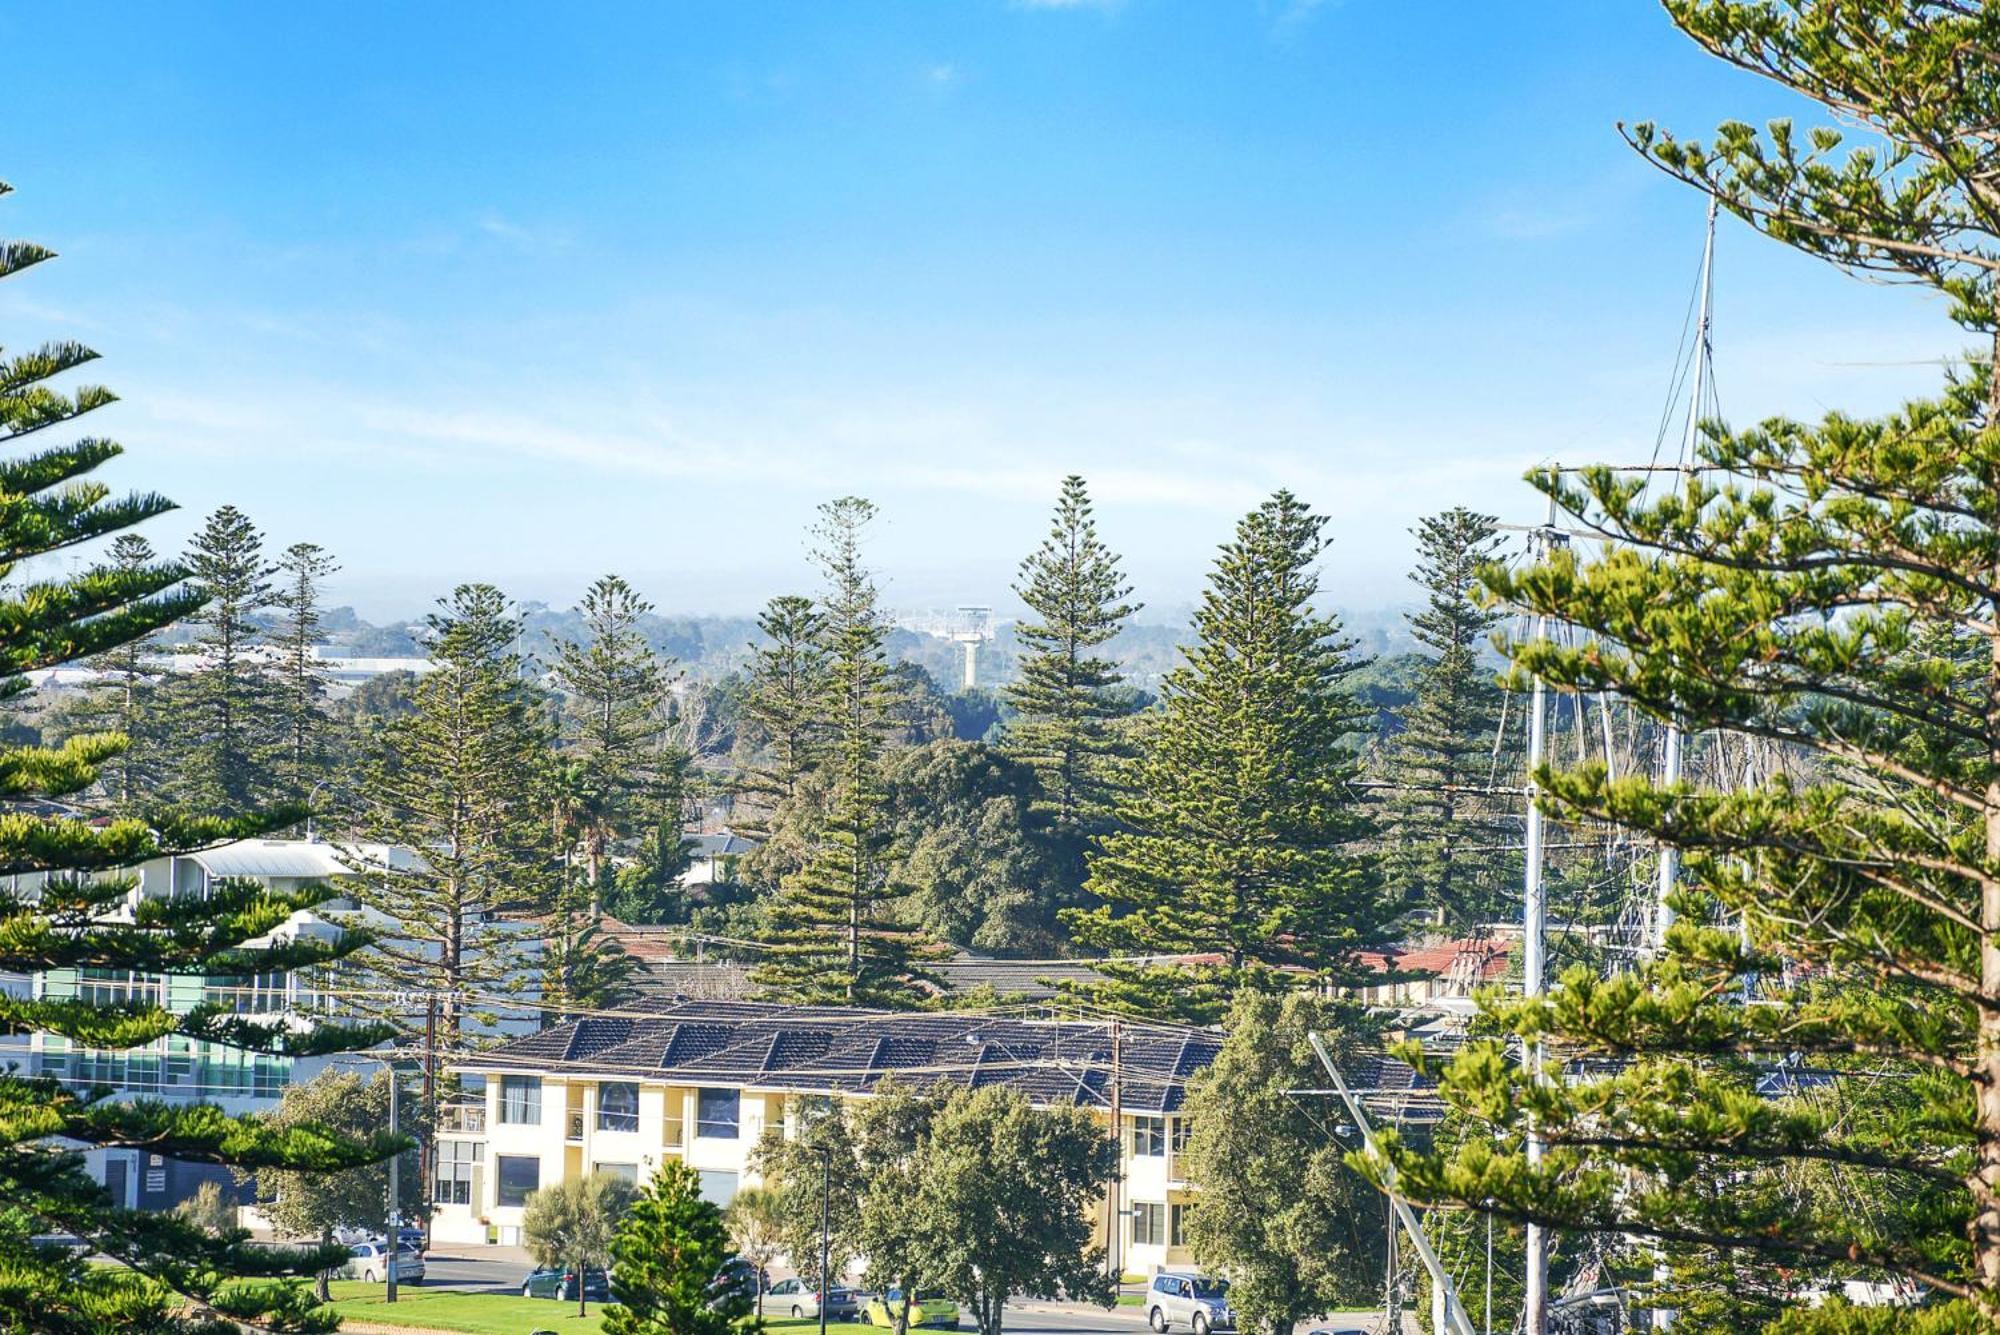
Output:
top-left (455, 999), bottom-right (1228, 1115)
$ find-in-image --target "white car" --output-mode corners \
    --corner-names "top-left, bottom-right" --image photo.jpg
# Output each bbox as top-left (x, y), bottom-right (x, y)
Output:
top-left (338, 1241), bottom-right (426, 1285)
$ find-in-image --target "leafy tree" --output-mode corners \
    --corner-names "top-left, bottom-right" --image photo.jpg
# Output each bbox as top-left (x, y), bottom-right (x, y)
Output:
top-left (247, 1069), bottom-right (422, 1301)
top-left (271, 541), bottom-right (340, 801)
top-left (1063, 492), bottom-right (1394, 1022)
top-left (171, 1180), bottom-right (238, 1240)
top-left (524, 1171), bottom-right (638, 1317)
top-left (341, 584), bottom-right (552, 1049)
top-left (168, 504), bottom-right (279, 811)
top-left (1373, 507), bottom-right (1513, 929)
top-left (725, 1185), bottom-right (785, 1317)
top-left (883, 740), bottom-right (1067, 957)
top-left (0, 179), bottom-right (397, 1333)
top-left (906, 1086), bottom-right (1115, 1335)
top-left (1004, 475), bottom-right (1140, 844)
top-left (738, 594), bottom-right (830, 826)
top-left (1382, 3), bottom-right (2000, 1324)
top-left (851, 1084), bottom-right (951, 1335)
top-left (752, 1095), bottom-right (866, 1291)
top-left (1179, 991), bottom-right (1387, 1335)
top-left (752, 498), bottom-right (941, 1006)
top-left (606, 1160), bottom-right (755, 1335)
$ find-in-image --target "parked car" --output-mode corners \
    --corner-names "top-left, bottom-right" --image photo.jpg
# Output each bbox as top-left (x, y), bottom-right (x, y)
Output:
top-left (863, 1289), bottom-right (958, 1329)
top-left (332, 1223), bottom-right (426, 1253)
top-left (522, 1267), bottom-right (611, 1302)
top-left (1146, 1273), bottom-right (1234, 1335)
top-left (338, 1242), bottom-right (426, 1285)
top-left (767, 1277), bottom-right (861, 1320)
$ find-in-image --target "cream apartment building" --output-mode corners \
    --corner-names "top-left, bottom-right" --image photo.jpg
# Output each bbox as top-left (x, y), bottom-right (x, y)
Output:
top-left (434, 1001), bottom-right (1222, 1275)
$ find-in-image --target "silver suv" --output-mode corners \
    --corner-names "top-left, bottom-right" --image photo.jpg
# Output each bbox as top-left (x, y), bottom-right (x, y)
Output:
top-left (1146, 1273), bottom-right (1234, 1334)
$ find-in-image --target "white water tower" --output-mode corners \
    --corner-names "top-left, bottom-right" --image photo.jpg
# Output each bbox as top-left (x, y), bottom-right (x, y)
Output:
top-left (953, 605), bottom-right (994, 689)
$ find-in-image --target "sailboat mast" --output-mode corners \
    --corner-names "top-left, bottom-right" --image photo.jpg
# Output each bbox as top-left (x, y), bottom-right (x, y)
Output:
top-left (1656, 196), bottom-right (1718, 949)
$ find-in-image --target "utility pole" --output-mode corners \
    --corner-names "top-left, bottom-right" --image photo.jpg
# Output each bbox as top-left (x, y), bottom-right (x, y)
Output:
top-left (420, 992), bottom-right (437, 1253)
top-left (1108, 1018), bottom-right (1123, 1287)
top-left (386, 1066), bottom-right (400, 1304)
top-left (1522, 498), bottom-right (1563, 1335)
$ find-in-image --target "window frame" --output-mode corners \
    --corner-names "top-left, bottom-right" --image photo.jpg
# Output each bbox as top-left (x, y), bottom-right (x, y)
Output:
top-left (597, 1081), bottom-right (640, 1133)
top-left (1132, 1115), bottom-right (1167, 1157)
top-left (1132, 1200), bottom-right (1167, 1246)
top-left (695, 1087), bottom-right (741, 1140)
top-left (494, 1154), bottom-right (540, 1208)
top-left (498, 1075), bottom-right (542, 1126)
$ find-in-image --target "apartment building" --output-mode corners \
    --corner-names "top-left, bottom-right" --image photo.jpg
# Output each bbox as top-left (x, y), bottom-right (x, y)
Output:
top-left (436, 1000), bottom-right (1223, 1276)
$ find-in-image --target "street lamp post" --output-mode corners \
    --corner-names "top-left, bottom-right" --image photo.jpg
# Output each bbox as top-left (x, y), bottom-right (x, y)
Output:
top-left (813, 1144), bottom-right (832, 1335)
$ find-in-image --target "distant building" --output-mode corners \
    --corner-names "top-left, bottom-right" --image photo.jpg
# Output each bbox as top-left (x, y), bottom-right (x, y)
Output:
top-left (679, 831), bottom-right (756, 888)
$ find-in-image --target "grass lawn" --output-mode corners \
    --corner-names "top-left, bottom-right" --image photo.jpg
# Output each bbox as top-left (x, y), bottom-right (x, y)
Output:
top-left (323, 1285), bottom-right (822, 1335)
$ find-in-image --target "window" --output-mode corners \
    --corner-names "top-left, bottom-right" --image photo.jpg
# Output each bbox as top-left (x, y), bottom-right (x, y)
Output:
top-left (1132, 1201), bottom-right (1167, 1247)
top-left (593, 1161), bottom-right (639, 1185)
top-left (696, 1088), bottom-right (740, 1139)
top-left (1170, 1203), bottom-right (1189, 1247)
top-left (1170, 1117), bottom-right (1189, 1155)
top-left (697, 1168), bottom-right (739, 1207)
top-left (498, 1076), bottom-right (541, 1125)
top-left (597, 1081), bottom-right (639, 1133)
top-left (434, 1139), bottom-right (483, 1205)
top-left (1132, 1115), bottom-right (1167, 1157)
top-left (495, 1154), bottom-right (540, 1207)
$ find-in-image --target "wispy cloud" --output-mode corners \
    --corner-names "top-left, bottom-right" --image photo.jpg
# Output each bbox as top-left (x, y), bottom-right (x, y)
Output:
top-left (1475, 168), bottom-right (1655, 241)
top-left (922, 62), bottom-right (960, 90)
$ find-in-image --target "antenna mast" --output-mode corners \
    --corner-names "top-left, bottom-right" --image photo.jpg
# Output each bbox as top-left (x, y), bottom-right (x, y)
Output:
top-left (1656, 196), bottom-right (1718, 950)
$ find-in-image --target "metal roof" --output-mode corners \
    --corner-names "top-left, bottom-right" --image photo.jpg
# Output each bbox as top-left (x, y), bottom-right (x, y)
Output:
top-left (187, 840), bottom-right (355, 880)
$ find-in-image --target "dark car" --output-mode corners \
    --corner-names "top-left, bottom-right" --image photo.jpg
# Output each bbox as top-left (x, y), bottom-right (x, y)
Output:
top-left (522, 1266), bottom-right (611, 1302)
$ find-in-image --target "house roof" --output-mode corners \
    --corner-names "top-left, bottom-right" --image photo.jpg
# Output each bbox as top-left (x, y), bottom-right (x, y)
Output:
top-left (188, 840), bottom-right (356, 880)
top-left (688, 832), bottom-right (758, 859)
top-left (455, 999), bottom-right (1229, 1114)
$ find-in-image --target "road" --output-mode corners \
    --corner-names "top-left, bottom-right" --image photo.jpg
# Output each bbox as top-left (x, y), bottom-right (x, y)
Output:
top-left (410, 1251), bottom-right (1396, 1335)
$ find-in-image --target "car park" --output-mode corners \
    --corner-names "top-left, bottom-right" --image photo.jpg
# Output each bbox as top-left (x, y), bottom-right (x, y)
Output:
top-left (338, 1242), bottom-right (425, 1285)
top-left (767, 1277), bottom-right (861, 1320)
top-left (1146, 1273), bottom-right (1235, 1334)
top-left (863, 1289), bottom-right (958, 1329)
top-left (522, 1266), bottom-right (611, 1302)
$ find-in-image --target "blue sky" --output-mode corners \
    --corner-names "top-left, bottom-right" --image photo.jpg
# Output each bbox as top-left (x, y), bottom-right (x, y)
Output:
top-left (2, 0), bottom-right (1966, 620)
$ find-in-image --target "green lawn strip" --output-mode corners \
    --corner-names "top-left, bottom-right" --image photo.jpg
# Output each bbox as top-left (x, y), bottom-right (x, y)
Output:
top-left (322, 1286), bottom-right (824, 1335)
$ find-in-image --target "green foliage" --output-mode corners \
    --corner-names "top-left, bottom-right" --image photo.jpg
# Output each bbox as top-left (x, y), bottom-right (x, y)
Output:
top-left (903, 1085), bottom-right (1115, 1335)
top-left (1179, 991), bottom-right (1387, 1333)
top-left (271, 541), bottom-right (340, 801)
top-left (246, 1068), bottom-right (420, 1301)
top-left (1380, 2), bottom-right (2000, 1315)
top-left (1373, 507), bottom-right (1514, 928)
top-left (171, 1180), bottom-right (237, 1240)
top-left (738, 594), bottom-right (830, 824)
top-left (165, 505), bottom-right (281, 812)
top-left (883, 740), bottom-right (1069, 957)
top-left (0, 177), bottom-right (394, 1333)
top-left (751, 499), bottom-right (942, 1007)
top-left (752, 1094), bottom-right (868, 1291)
top-left (341, 584), bottom-right (555, 1047)
top-left (1063, 491), bottom-right (1394, 1022)
top-left (725, 1185), bottom-right (785, 1317)
top-left (524, 1171), bottom-right (638, 1317)
top-left (48, 534), bottom-right (170, 808)
top-left (1004, 475), bottom-right (1141, 843)
top-left (605, 1160), bottom-right (754, 1335)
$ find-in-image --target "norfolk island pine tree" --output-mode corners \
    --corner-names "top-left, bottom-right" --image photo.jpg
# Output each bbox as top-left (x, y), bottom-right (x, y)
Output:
top-left (0, 181), bottom-right (399, 1332)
